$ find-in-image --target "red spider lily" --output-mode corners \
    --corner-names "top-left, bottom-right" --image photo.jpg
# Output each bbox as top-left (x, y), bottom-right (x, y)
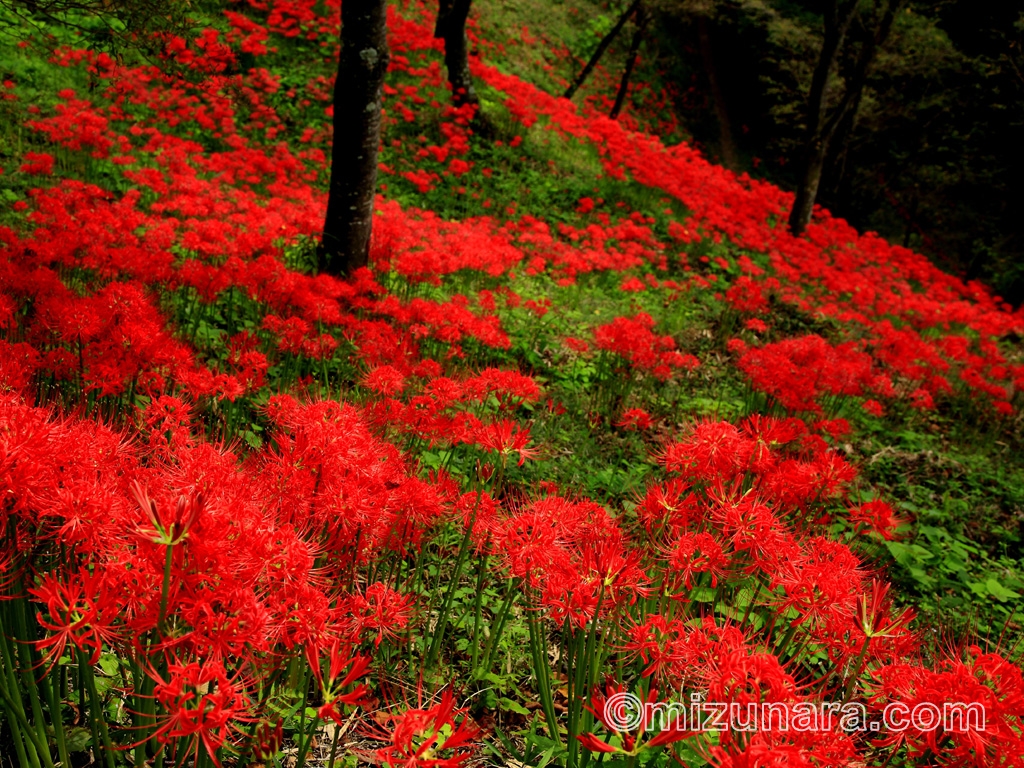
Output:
top-left (735, 335), bottom-right (886, 415)
top-left (855, 579), bottom-right (915, 640)
top-left (869, 646), bottom-right (1024, 766)
top-left (663, 531), bottom-right (730, 588)
top-left (341, 582), bottom-right (416, 648)
top-left (703, 731), bottom-right (858, 767)
top-left (705, 647), bottom-right (797, 706)
top-left (31, 570), bottom-right (121, 668)
top-left (308, 639), bottom-right (371, 725)
top-left (849, 499), bottom-right (908, 540)
top-left (367, 689), bottom-right (481, 767)
top-left (251, 719), bottom-right (284, 761)
top-left (595, 313), bottom-right (699, 381)
top-left (461, 367), bottom-right (542, 408)
top-left (661, 420), bottom-right (753, 481)
top-left (0, 543), bottom-right (18, 594)
top-left (724, 275), bottom-right (771, 315)
top-left (578, 681), bottom-right (692, 757)
top-left (634, 479), bottom-right (702, 534)
top-left (474, 419), bottom-right (539, 466)
top-left (131, 480), bottom-right (204, 546)
top-left (616, 408), bottom-right (652, 431)
top-left (20, 151), bottom-right (54, 175)
top-left (2, 5), bottom-right (1024, 768)
top-left (143, 658), bottom-right (254, 768)
top-left (363, 364), bottom-right (408, 395)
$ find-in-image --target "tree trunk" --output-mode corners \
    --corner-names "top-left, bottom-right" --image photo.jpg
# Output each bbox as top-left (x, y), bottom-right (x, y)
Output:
top-left (319, 0), bottom-right (390, 276)
top-left (696, 13), bottom-right (738, 170)
top-left (789, 0), bottom-right (902, 236)
top-left (789, 139), bottom-right (829, 236)
top-left (820, 83), bottom-right (862, 208)
top-left (564, 0), bottom-right (640, 100)
top-left (788, 0), bottom-right (858, 236)
top-left (435, 0), bottom-right (477, 107)
top-left (609, 3), bottom-right (648, 119)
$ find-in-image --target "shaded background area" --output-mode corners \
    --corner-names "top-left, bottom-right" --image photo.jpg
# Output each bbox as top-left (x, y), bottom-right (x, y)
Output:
top-left (647, 0), bottom-right (1024, 304)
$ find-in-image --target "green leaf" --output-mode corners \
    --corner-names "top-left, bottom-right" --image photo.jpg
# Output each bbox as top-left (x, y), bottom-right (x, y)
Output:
top-left (689, 586), bottom-right (716, 603)
top-left (967, 581), bottom-right (989, 598)
top-left (499, 697), bottom-right (531, 715)
top-left (482, 672), bottom-right (507, 687)
top-left (65, 727), bottom-right (92, 752)
top-left (98, 654), bottom-right (119, 677)
top-left (985, 577), bottom-right (1020, 601)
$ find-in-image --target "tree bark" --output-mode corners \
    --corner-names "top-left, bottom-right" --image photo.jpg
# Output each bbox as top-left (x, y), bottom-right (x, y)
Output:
top-left (435, 0), bottom-right (477, 107)
top-left (789, 141), bottom-right (829, 236)
top-left (788, 0), bottom-right (858, 236)
top-left (696, 13), bottom-right (738, 170)
top-left (609, 2), bottom-right (648, 119)
top-left (820, 79), bottom-right (863, 208)
top-left (319, 0), bottom-right (390, 276)
top-left (789, 0), bottom-right (904, 236)
top-left (564, 0), bottom-right (640, 100)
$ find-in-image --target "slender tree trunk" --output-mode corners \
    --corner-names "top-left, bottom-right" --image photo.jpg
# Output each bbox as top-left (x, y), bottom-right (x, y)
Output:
top-left (609, 3), bottom-right (648, 119)
top-left (903, 195), bottom-right (919, 248)
top-left (788, 0), bottom-right (858, 236)
top-left (789, 141), bottom-right (829, 235)
top-left (789, 0), bottom-right (904, 236)
top-left (806, 0), bottom-right (859, 148)
top-left (564, 0), bottom-right (640, 100)
top-left (319, 0), bottom-right (390, 276)
top-left (821, 85), bottom-right (862, 206)
top-left (435, 0), bottom-right (477, 107)
top-left (696, 13), bottom-right (738, 170)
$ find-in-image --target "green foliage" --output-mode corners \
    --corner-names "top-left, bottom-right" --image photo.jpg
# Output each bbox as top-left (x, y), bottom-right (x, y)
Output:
top-left (858, 427), bottom-right (1024, 642)
top-left (648, 0), bottom-right (1024, 302)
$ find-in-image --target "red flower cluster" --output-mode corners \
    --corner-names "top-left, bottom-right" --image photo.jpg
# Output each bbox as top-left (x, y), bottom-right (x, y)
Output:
top-left (595, 313), bottom-right (699, 381)
top-left (733, 334), bottom-right (891, 414)
top-left (1, 1), bottom-right (1021, 765)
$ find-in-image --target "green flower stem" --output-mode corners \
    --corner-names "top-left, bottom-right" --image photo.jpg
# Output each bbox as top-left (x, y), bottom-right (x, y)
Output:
top-left (0, 606), bottom-right (43, 768)
top-left (470, 551), bottom-right (489, 674)
top-left (327, 719), bottom-right (343, 768)
top-left (79, 648), bottom-right (117, 768)
top-left (425, 499), bottom-right (480, 670)
top-left (481, 578), bottom-right (517, 676)
top-left (569, 587), bottom-right (606, 768)
top-left (528, 606), bottom-right (560, 746)
top-left (4, 601), bottom-right (55, 768)
top-left (159, 542), bottom-right (174, 630)
top-left (25, 615), bottom-right (69, 768)
top-left (294, 664), bottom-right (314, 768)
top-left (843, 637), bottom-right (872, 704)
top-left (0, 672), bottom-right (44, 768)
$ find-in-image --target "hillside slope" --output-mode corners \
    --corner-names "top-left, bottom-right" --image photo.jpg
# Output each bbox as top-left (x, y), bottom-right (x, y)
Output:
top-left (1, 0), bottom-right (1023, 765)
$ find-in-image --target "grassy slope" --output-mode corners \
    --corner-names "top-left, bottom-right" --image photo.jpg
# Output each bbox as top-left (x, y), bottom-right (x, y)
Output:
top-left (468, 0), bottom-right (1024, 648)
top-left (1, 0), bottom-right (1020, 649)
top-left (0, 0), bottom-right (1022, 761)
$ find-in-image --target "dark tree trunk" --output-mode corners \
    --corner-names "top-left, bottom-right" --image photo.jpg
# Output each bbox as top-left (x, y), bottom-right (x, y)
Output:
top-left (789, 0), bottom-right (902, 236)
top-left (564, 0), bottom-right (640, 100)
top-left (788, 0), bottom-right (858, 236)
top-left (696, 13), bottom-right (738, 170)
top-left (609, 2), bottom-right (648, 119)
top-left (435, 0), bottom-right (477, 107)
top-left (789, 142), bottom-right (829, 235)
top-left (820, 84), bottom-right (863, 207)
top-left (319, 0), bottom-right (389, 276)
